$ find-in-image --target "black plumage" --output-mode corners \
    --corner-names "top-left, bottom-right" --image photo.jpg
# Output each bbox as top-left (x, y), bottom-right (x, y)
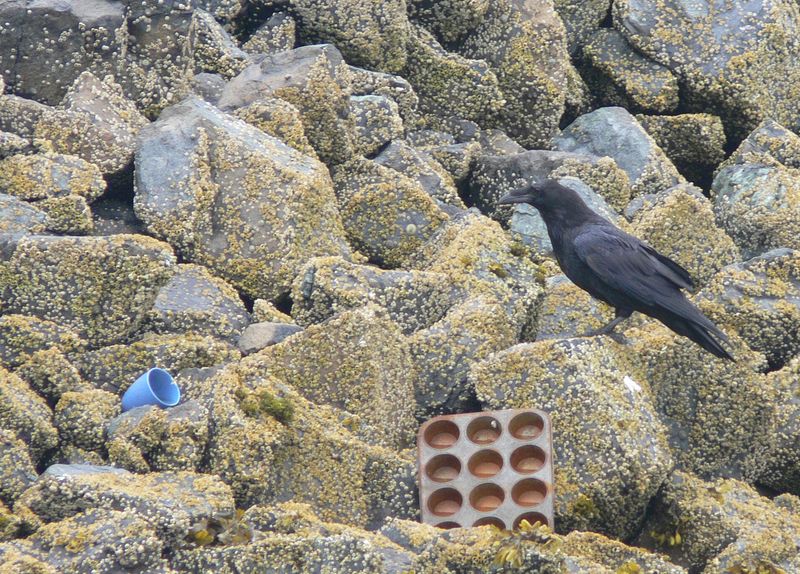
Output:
top-left (498, 179), bottom-right (733, 360)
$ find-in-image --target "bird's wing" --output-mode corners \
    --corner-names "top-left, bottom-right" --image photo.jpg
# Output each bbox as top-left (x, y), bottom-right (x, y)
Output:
top-left (573, 226), bottom-right (693, 308)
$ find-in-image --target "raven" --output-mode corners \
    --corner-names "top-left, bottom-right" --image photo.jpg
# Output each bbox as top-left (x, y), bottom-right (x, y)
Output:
top-left (498, 179), bottom-right (733, 360)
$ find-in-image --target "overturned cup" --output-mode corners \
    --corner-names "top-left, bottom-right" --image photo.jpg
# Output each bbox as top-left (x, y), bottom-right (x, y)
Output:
top-left (121, 368), bottom-right (180, 412)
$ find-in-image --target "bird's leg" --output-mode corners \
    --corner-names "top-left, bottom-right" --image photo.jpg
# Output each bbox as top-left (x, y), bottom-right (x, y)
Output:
top-left (580, 309), bottom-right (632, 343)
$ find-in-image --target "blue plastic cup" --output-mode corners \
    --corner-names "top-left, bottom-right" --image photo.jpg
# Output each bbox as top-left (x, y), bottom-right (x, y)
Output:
top-left (121, 368), bottom-right (180, 412)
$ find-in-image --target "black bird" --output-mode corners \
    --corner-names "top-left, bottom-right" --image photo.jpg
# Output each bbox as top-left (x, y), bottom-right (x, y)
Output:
top-left (498, 179), bottom-right (733, 360)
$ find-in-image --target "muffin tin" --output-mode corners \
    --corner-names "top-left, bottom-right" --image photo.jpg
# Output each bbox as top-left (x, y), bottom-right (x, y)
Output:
top-left (417, 409), bottom-right (553, 530)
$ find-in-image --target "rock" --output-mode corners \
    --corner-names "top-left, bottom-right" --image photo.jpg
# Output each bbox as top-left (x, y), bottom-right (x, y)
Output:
top-left (251, 300), bottom-right (294, 324)
top-left (237, 322), bottom-right (303, 355)
top-left (54, 390), bottom-right (119, 452)
top-left (332, 157), bottom-right (449, 268)
top-left (408, 0), bottom-right (489, 43)
top-left (470, 149), bottom-right (632, 217)
top-left (403, 24), bottom-right (504, 125)
top-left (582, 29), bottom-right (679, 114)
top-left (554, 107), bottom-right (684, 196)
top-left (291, 256), bottom-right (456, 334)
top-left (374, 141), bottom-right (462, 207)
top-left (0, 131), bottom-right (31, 158)
top-left (37, 195), bottom-right (94, 235)
top-left (414, 139), bottom-right (480, 189)
top-left (637, 113), bottom-right (727, 186)
top-left (554, 0), bottom-right (612, 55)
top-left (697, 248), bottom-right (800, 369)
top-left (89, 196), bottom-right (148, 237)
top-left (0, 153), bottom-right (105, 202)
top-left (758, 358), bottom-right (800, 494)
top-left (143, 264), bottom-right (250, 343)
top-left (409, 297), bottom-right (516, 417)
top-left (628, 184), bottom-right (740, 286)
top-left (639, 471), bottom-right (800, 572)
top-left (613, 0), bottom-right (800, 139)
top-left (218, 44), bottom-right (357, 164)
top-left (348, 67), bottom-right (419, 127)
top-left (233, 97), bottom-right (316, 156)
top-left (107, 401), bottom-right (209, 473)
top-left (34, 73), bottom-right (148, 176)
top-left (460, 0), bottom-right (573, 148)
top-left (14, 348), bottom-right (90, 406)
top-left (349, 95), bottom-right (404, 157)
top-left (242, 305), bottom-right (417, 449)
top-left (0, 234), bottom-right (175, 348)
top-left (189, 10), bottom-right (250, 80)
top-left (0, 315), bottom-right (85, 370)
top-left (720, 118), bottom-right (800, 171)
top-left (289, 0), bottom-right (408, 73)
top-left (0, 95), bottom-right (50, 140)
top-left (25, 509), bottom-right (166, 574)
top-left (562, 531), bottom-right (686, 574)
top-left (0, 430), bottom-right (37, 507)
top-left (189, 72), bottom-right (226, 106)
top-left (242, 12), bottom-right (296, 55)
top-left (134, 96), bottom-right (350, 300)
top-left (471, 337), bottom-right (672, 539)
top-left (509, 177), bottom-right (622, 254)
top-left (711, 160), bottom-right (800, 258)
top-left (0, 0), bottom-right (125, 105)
top-left (0, 194), bottom-right (46, 236)
top-left (0, 367), bottom-right (58, 463)
top-left (407, 210), bottom-right (543, 337)
top-left (535, 274), bottom-right (613, 340)
top-left (627, 320), bottom-right (771, 480)
top-left (73, 333), bottom-right (239, 394)
top-left (14, 465), bottom-right (236, 547)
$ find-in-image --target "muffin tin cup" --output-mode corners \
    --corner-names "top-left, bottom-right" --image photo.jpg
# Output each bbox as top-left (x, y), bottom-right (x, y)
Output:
top-left (417, 409), bottom-right (553, 531)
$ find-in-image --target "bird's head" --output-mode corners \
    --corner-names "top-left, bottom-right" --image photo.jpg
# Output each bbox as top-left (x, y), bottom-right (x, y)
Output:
top-left (497, 179), bottom-right (569, 210)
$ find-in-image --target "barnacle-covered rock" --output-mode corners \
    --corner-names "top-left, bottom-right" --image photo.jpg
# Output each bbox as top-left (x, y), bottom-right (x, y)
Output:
top-left (696, 248), bottom-right (800, 369)
top-left (291, 256), bottom-right (456, 334)
top-left (582, 29), bottom-right (679, 114)
top-left (233, 97), bottom-right (316, 156)
top-left (711, 159), bottom-right (800, 258)
top-left (73, 333), bottom-right (239, 394)
top-left (218, 44), bottom-right (356, 165)
top-left (37, 195), bottom-right (94, 235)
top-left (0, 131), bottom-right (30, 158)
top-left (0, 153), bottom-right (104, 202)
top-left (242, 304), bottom-right (417, 449)
top-left (0, 546), bottom-right (56, 574)
top-left (54, 390), bottom-right (119, 452)
top-left (15, 348), bottom-right (90, 405)
top-left (613, 0), bottom-right (800, 139)
top-left (251, 300), bottom-right (294, 324)
top-left (562, 531), bottom-right (686, 574)
top-left (460, 0), bottom-right (573, 148)
top-left (637, 114), bottom-right (727, 186)
top-left (237, 322), bottom-right (303, 355)
top-left (14, 464), bottom-right (235, 547)
top-left (0, 234), bottom-right (175, 347)
top-left (242, 12), bottom-right (296, 56)
top-left (0, 194), bottom-right (46, 236)
top-left (0, 95), bottom-right (49, 140)
top-left (627, 321), bottom-right (770, 480)
top-left (628, 184), bottom-right (740, 287)
top-left (720, 118), bottom-right (800, 171)
top-left (189, 72), bottom-right (226, 106)
top-left (134, 96), bottom-right (349, 300)
top-left (374, 141), bottom-right (462, 207)
top-left (143, 264), bottom-right (250, 343)
top-left (189, 10), bottom-right (250, 80)
top-left (554, 0), bottom-right (612, 54)
top-left (757, 358), bottom-right (800, 494)
top-left (554, 106), bottom-right (684, 196)
top-left (0, 430), bottom-right (37, 507)
top-left (535, 274), bottom-right (613, 341)
top-left (0, 315), bottom-right (84, 370)
top-left (0, 367), bottom-right (58, 463)
top-left (471, 337), bottom-right (672, 539)
top-left (107, 401), bottom-right (209, 473)
top-left (403, 24), bottom-right (504, 125)
top-left (409, 297), bottom-right (516, 418)
top-left (423, 141), bottom-right (480, 188)
top-left (349, 95), bottom-right (404, 157)
top-left (407, 210), bottom-right (543, 337)
top-left (332, 157), bottom-right (449, 268)
top-left (638, 471), bottom-right (800, 572)
top-left (289, 0), bottom-right (408, 73)
top-left (348, 66), bottom-right (420, 128)
top-left (408, 0), bottom-right (489, 44)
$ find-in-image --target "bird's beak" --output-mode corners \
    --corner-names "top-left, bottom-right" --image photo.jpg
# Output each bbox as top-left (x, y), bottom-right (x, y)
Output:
top-left (497, 187), bottom-right (533, 205)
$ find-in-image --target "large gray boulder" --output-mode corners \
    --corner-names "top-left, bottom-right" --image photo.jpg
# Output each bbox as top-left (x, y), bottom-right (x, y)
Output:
top-left (554, 0), bottom-right (612, 54)
top-left (134, 96), bottom-right (350, 301)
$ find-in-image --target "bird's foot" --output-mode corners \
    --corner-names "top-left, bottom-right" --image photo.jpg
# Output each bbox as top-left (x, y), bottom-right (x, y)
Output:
top-left (606, 331), bottom-right (629, 345)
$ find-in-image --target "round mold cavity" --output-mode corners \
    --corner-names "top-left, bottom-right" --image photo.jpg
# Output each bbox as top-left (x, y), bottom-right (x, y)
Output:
top-left (473, 517), bottom-right (506, 529)
top-left (426, 454), bottom-right (462, 483)
top-left (513, 512), bottom-right (549, 530)
top-left (509, 412), bottom-right (544, 440)
top-left (466, 416), bottom-right (501, 444)
top-left (511, 478), bottom-right (548, 507)
top-left (428, 488), bottom-right (463, 517)
top-left (468, 449), bottom-right (503, 478)
top-left (424, 419), bottom-right (460, 449)
top-left (469, 483), bottom-right (505, 512)
top-left (510, 445), bottom-right (546, 474)
top-left (435, 521), bottom-right (461, 529)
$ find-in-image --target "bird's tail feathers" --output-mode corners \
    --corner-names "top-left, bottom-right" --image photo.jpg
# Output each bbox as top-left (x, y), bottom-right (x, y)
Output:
top-left (686, 320), bottom-right (735, 361)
